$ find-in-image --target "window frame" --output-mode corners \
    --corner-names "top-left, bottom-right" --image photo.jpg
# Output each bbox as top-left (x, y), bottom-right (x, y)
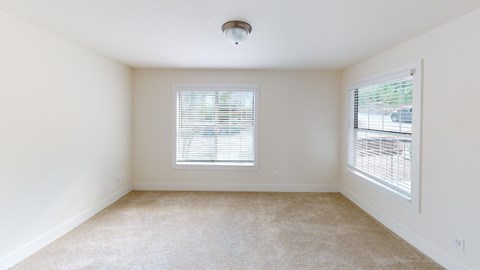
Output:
top-left (346, 61), bottom-right (422, 212)
top-left (172, 84), bottom-right (259, 170)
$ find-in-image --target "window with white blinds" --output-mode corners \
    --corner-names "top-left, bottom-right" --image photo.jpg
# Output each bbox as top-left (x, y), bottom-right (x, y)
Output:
top-left (347, 63), bottom-right (421, 205)
top-left (175, 85), bottom-right (257, 167)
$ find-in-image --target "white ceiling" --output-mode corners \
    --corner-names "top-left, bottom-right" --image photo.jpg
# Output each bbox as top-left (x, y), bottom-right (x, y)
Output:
top-left (1, 0), bottom-right (480, 70)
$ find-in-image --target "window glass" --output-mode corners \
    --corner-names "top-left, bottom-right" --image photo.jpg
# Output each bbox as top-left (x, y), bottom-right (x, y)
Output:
top-left (348, 73), bottom-right (417, 199)
top-left (176, 86), bottom-right (257, 167)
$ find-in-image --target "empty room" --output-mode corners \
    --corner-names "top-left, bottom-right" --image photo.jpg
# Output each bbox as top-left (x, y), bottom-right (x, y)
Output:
top-left (1, 0), bottom-right (479, 269)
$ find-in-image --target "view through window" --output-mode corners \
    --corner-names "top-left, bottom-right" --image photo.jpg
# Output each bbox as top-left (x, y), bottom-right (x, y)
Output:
top-left (175, 86), bottom-right (256, 166)
top-left (348, 74), bottom-right (414, 198)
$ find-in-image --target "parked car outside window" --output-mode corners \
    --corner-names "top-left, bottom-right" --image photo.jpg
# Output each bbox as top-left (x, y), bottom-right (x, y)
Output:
top-left (390, 106), bottom-right (412, 122)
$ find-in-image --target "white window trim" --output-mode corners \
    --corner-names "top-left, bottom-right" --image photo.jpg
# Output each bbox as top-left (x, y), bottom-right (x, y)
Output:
top-left (345, 60), bottom-right (423, 212)
top-left (172, 83), bottom-right (259, 170)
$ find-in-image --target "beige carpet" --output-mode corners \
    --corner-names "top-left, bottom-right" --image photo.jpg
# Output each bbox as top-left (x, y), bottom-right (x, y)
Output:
top-left (11, 191), bottom-right (443, 270)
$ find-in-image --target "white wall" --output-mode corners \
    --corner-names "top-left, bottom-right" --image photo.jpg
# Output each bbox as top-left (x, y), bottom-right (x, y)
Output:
top-left (133, 69), bottom-right (340, 191)
top-left (0, 12), bottom-right (132, 268)
top-left (341, 9), bottom-right (480, 270)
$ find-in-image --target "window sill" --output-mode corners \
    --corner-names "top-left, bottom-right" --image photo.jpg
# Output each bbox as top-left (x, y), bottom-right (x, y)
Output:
top-left (346, 168), bottom-right (419, 212)
top-left (174, 162), bottom-right (257, 170)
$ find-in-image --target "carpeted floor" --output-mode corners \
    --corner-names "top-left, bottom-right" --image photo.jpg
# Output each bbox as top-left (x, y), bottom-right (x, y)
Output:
top-left (11, 191), bottom-right (443, 270)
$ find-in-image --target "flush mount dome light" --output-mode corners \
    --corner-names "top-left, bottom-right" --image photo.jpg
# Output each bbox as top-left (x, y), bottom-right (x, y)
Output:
top-left (221, 20), bottom-right (252, 45)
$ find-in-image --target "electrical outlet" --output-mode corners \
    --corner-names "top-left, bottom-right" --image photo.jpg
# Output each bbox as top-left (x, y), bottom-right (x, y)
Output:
top-left (454, 238), bottom-right (465, 251)
top-left (273, 170), bottom-right (280, 179)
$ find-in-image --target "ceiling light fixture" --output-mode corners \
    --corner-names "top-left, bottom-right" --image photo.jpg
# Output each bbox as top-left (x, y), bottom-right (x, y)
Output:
top-left (221, 20), bottom-right (252, 45)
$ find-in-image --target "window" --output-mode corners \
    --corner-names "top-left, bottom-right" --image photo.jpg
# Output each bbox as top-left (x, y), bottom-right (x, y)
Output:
top-left (347, 62), bottom-right (421, 209)
top-left (175, 84), bottom-right (257, 167)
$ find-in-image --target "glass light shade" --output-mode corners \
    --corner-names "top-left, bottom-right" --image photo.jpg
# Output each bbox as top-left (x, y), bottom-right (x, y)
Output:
top-left (222, 21), bottom-right (252, 45)
top-left (224, 27), bottom-right (249, 44)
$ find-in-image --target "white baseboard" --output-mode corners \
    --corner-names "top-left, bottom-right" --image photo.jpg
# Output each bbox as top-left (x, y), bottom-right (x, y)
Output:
top-left (341, 188), bottom-right (472, 270)
top-left (133, 182), bottom-right (339, 193)
top-left (0, 184), bottom-right (133, 270)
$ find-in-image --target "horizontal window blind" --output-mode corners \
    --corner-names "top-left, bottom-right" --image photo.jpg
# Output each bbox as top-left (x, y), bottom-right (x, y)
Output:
top-left (176, 88), bottom-right (256, 165)
top-left (348, 75), bottom-right (413, 197)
